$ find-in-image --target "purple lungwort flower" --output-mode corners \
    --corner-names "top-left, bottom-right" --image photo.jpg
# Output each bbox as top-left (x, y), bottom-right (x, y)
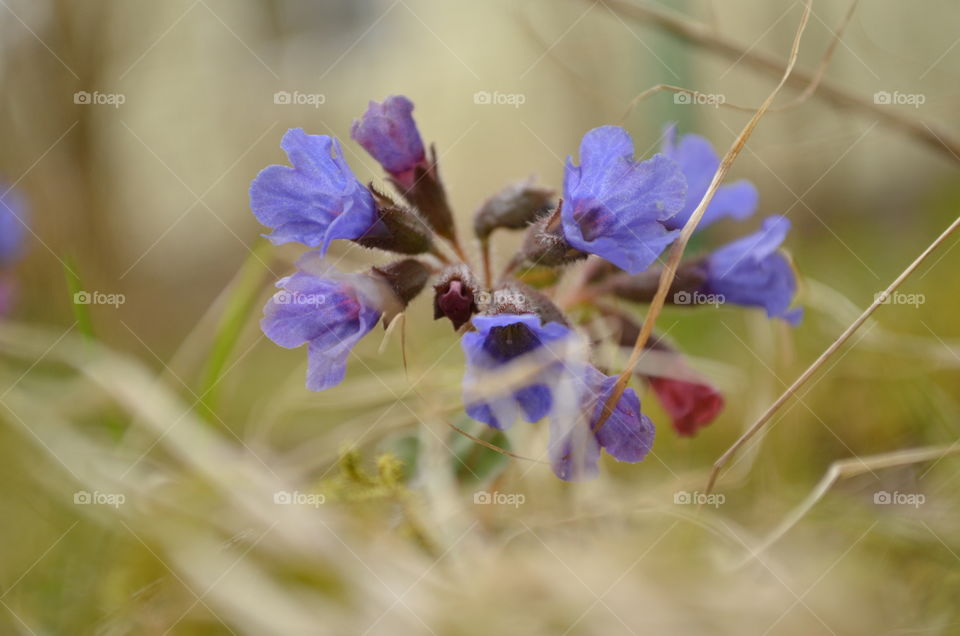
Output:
top-left (250, 128), bottom-right (381, 254)
top-left (461, 313), bottom-right (572, 430)
top-left (703, 215), bottom-right (802, 324)
top-left (351, 95), bottom-right (427, 190)
top-left (261, 266), bottom-right (383, 391)
top-left (550, 365), bottom-right (655, 481)
top-left (0, 186), bottom-right (27, 267)
top-left (660, 124), bottom-right (758, 231)
top-left (562, 126), bottom-right (687, 274)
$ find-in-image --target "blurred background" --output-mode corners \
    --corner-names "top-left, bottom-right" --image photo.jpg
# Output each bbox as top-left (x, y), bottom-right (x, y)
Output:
top-left (1, 0), bottom-right (960, 633)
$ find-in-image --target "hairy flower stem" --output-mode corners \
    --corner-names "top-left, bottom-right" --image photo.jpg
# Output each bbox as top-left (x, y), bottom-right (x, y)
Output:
top-left (593, 0), bottom-right (813, 435)
top-left (480, 239), bottom-right (493, 288)
top-left (449, 235), bottom-right (470, 266)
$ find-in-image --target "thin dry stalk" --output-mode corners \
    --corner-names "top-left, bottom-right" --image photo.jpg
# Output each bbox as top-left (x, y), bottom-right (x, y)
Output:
top-left (621, 0), bottom-right (862, 119)
top-left (734, 443), bottom-right (960, 566)
top-left (605, 0), bottom-right (960, 163)
top-left (594, 0), bottom-right (814, 433)
top-left (705, 213), bottom-right (960, 494)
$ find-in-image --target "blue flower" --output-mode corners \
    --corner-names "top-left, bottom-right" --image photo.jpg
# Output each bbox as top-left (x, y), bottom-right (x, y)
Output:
top-left (461, 313), bottom-right (572, 430)
top-left (550, 365), bottom-right (655, 481)
top-left (703, 215), bottom-right (802, 324)
top-left (562, 126), bottom-right (686, 274)
top-left (0, 185), bottom-right (27, 267)
top-left (261, 265), bottom-right (383, 391)
top-left (250, 128), bottom-right (381, 254)
top-left (351, 95), bottom-right (427, 190)
top-left (660, 124), bottom-right (758, 231)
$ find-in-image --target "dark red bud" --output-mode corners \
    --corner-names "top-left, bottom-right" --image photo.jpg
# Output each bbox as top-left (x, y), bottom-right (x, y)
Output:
top-left (435, 280), bottom-right (475, 330)
top-left (433, 265), bottom-right (480, 330)
top-left (649, 376), bottom-right (725, 437)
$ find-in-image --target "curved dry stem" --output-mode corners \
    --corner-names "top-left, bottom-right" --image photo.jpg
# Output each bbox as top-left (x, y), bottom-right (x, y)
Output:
top-left (605, 0), bottom-right (960, 163)
top-left (621, 0), bottom-right (857, 122)
top-left (443, 418), bottom-right (547, 464)
top-left (705, 213), bottom-right (960, 494)
top-left (593, 0), bottom-right (814, 434)
top-left (733, 443), bottom-right (960, 567)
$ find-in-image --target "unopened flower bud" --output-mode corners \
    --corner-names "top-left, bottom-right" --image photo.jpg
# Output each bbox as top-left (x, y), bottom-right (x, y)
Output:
top-left (516, 203), bottom-right (588, 270)
top-left (487, 280), bottom-right (569, 327)
top-left (433, 264), bottom-right (480, 330)
top-left (605, 259), bottom-right (707, 304)
top-left (370, 258), bottom-right (431, 326)
top-left (473, 178), bottom-right (555, 240)
top-left (351, 95), bottom-right (456, 243)
top-left (354, 187), bottom-right (434, 255)
top-left (399, 151), bottom-right (457, 243)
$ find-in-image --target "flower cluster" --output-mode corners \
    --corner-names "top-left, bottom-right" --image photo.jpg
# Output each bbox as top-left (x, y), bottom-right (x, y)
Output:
top-left (250, 95), bottom-right (801, 481)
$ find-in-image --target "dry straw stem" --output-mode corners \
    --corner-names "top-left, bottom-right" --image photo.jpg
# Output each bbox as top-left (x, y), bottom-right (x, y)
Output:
top-left (605, 0), bottom-right (960, 164)
top-left (706, 213), bottom-right (960, 495)
top-left (621, 0), bottom-right (862, 120)
top-left (593, 1), bottom-right (814, 434)
top-left (736, 443), bottom-right (960, 566)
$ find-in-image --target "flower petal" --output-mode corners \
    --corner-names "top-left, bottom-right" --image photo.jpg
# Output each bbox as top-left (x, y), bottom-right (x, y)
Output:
top-left (562, 126), bottom-right (686, 274)
top-left (250, 129), bottom-right (376, 252)
top-left (704, 216), bottom-right (800, 323)
top-left (587, 368), bottom-right (655, 463)
top-left (660, 125), bottom-right (758, 231)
